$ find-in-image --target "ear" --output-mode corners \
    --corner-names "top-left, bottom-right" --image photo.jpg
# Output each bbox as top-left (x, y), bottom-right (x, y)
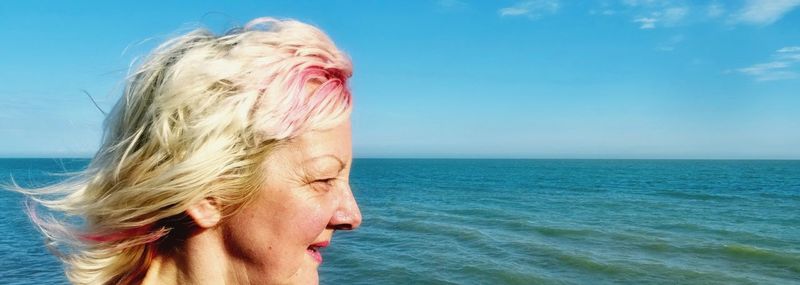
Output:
top-left (186, 197), bottom-right (222, 228)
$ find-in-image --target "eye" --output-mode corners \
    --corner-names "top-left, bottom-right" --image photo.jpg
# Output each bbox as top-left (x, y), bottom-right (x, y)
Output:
top-left (315, 178), bottom-right (336, 185)
top-left (310, 178), bottom-right (336, 191)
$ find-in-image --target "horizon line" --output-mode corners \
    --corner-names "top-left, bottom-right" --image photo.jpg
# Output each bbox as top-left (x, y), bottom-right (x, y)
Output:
top-left (1, 156), bottom-right (798, 161)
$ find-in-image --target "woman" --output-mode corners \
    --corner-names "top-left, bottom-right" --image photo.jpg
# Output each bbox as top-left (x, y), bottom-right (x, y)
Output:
top-left (19, 18), bottom-right (361, 285)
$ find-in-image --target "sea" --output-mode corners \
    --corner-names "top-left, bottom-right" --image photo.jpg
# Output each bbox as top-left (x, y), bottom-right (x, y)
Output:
top-left (1, 158), bottom-right (798, 284)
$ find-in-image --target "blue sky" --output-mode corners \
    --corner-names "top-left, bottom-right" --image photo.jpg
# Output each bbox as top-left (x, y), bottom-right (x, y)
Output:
top-left (1, 0), bottom-right (799, 159)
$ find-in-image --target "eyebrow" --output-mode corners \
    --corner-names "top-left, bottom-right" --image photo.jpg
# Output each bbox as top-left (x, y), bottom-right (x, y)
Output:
top-left (304, 154), bottom-right (346, 171)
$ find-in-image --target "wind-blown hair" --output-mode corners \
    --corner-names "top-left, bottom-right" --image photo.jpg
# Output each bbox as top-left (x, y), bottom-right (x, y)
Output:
top-left (14, 18), bottom-right (352, 285)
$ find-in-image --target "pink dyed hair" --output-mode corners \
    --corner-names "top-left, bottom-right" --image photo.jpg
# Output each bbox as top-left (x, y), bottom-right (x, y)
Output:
top-left (246, 17), bottom-right (353, 139)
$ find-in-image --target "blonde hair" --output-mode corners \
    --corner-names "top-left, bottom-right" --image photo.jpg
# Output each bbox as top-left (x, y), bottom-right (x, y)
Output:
top-left (15, 18), bottom-right (352, 285)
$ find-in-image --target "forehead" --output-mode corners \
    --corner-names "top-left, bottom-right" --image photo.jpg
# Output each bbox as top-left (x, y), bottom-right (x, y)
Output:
top-left (285, 119), bottom-right (352, 162)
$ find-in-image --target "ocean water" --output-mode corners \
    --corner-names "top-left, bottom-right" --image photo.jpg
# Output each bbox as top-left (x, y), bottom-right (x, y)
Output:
top-left (1, 158), bottom-right (799, 284)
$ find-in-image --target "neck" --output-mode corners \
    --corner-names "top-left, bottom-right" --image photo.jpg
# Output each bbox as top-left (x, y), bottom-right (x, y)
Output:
top-left (142, 228), bottom-right (242, 285)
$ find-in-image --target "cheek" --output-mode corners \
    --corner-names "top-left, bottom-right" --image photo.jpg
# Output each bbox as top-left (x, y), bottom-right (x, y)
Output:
top-left (220, 192), bottom-right (336, 279)
top-left (222, 205), bottom-right (282, 264)
top-left (288, 199), bottom-right (333, 242)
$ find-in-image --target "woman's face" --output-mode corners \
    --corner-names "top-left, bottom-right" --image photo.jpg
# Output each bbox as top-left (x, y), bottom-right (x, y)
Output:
top-left (221, 119), bottom-right (361, 284)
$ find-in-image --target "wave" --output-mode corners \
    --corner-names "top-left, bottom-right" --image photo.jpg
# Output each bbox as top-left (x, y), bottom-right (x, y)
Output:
top-left (654, 190), bottom-right (738, 201)
top-left (555, 253), bottom-right (638, 276)
top-left (721, 244), bottom-right (800, 273)
top-left (534, 226), bottom-right (599, 238)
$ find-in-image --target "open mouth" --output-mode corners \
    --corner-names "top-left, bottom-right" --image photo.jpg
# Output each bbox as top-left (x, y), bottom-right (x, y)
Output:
top-left (306, 241), bottom-right (330, 264)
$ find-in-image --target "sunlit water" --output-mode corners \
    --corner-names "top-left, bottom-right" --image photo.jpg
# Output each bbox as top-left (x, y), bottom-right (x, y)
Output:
top-left (2, 159), bottom-right (799, 284)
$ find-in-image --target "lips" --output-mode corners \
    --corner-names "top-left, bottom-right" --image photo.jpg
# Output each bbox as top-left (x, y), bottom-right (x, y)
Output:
top-left (306, 241), bottom-right (330, 263)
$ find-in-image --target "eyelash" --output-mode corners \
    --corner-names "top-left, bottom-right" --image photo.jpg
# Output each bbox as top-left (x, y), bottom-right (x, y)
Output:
top-left (312, 178), bottom-right (336, 189)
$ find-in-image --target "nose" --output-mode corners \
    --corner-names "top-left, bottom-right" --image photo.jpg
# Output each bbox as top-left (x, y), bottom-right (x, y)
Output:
top-left (330, 184), bottom-right (362, 230)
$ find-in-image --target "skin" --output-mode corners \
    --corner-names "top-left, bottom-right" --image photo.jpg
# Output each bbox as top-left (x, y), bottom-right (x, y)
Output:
top-left (143, 118), bottom-right (362, 285)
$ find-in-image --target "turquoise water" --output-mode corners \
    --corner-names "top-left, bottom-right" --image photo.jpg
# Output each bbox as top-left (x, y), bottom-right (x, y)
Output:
top-left (1, 159), bottom-right (799, 284)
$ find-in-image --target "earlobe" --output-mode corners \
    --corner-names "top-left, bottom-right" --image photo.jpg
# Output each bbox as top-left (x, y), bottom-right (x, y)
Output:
top-left (186, 197), bottom-right (222, 228)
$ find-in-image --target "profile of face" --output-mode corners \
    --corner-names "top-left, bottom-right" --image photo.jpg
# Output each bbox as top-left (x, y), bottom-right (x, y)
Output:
top-left (215, 118), bottom-right (361, 284)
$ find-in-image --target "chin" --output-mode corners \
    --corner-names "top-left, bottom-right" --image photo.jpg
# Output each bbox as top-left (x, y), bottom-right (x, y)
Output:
top-left (300, 260), bottom-right (321, 285)
top-left (290, 268), bottom-right (319, 285)
top-left (306, 271), bottom-right (320, 285)
top-left (278, 258), bottom-right (321, 285)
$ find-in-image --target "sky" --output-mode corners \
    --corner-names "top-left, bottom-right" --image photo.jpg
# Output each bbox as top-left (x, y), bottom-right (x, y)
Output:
top-left (1, 0), bottom-right (799, 159)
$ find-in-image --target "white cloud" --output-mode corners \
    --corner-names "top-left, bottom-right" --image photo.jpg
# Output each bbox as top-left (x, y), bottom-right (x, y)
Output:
top-left (738, 61), bottom-right (790, 73)
top-left (622, 0), bottom-right (661, 7)
top-left (634, 17), bottom-right (657, 29)
top-left (629, 5), bottom-right (689, 29)
top-left (735, 0), bottom-right (800, 25)
top-left (588, 1), bottom-right (796, 29)
top-left (662, 7), bottom-right (689, 24)
top-left (745, 70), bottom-right (798, 81)
top-left (586, 1), bottom-right (799, 28)
top-left (589, 9), bottom-right (617, 16)
top-left (500, 7), bottom-right (530, 16)
top-left (707, 3), bottom-right (725, 18)
top-left (656, 34), bottom-right (685, 51)
top-left (736, 47), bottom-right (800, 81)
top-left (499, 0), bottom-right (560, 18)
top-left (777, 46), bottom-right (800, 53)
